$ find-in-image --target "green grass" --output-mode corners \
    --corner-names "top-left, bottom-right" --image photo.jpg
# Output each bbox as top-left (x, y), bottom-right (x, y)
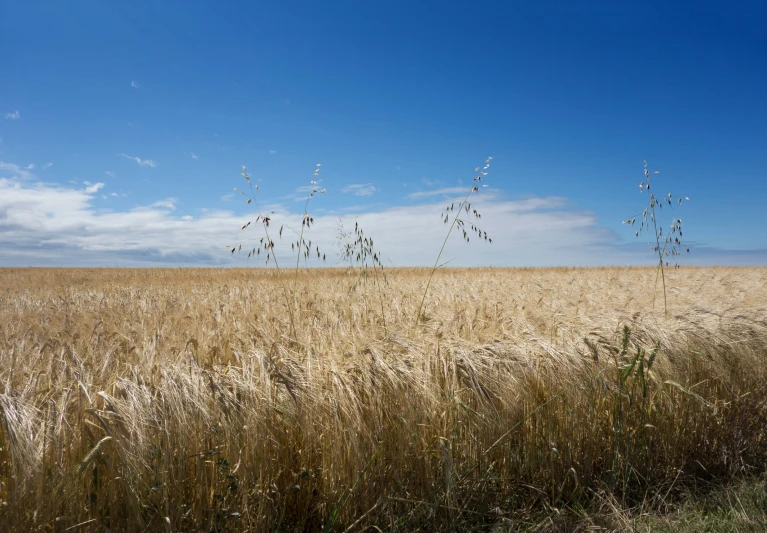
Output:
top-left (484, 474), bottom-right (767, 531)
top-left (639, 475), bottom-right (767, 533)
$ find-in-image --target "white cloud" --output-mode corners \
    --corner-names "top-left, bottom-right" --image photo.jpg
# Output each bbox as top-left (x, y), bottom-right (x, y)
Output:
top-left (341, 184), bottom-right (377, 197)
top-left (269, 149), bottom-right (277, 155)
top-left (110, 192), bottom-right (119, 197)
top-left (0, 161), bottom-right (36, 180)
top-left (295, 181), bottom-right (323, 194)
top-left (408, 187), bottom-right (468, 199)
top-left (105, 171), bottom-right (116, 178)
top-left (0, 162), bottom-right (759, 267)
top-left (131, 80), bottom-right (141, 89)
top-left (42, 162), bottom-right (53, 170)
top-left (149, 199), bottom-right (177, 210)
top-left (119, 153), bottom-right (157, 168)
top-left (82, 181), bottom-right (105, 194)
top-left (0, 173), bottom-right (623, 267)
top-left (25, 164), bottom-right (35, 170)
top-left (4, 111), bottom-right (20, 120)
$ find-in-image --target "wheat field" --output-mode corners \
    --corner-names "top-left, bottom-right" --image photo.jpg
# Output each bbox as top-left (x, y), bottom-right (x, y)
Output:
top-left (0, 267), bottom-right (766, 531)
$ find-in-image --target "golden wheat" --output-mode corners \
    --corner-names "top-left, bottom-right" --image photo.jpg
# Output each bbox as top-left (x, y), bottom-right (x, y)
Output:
top-left (0, 267), bottom-right (765, 531)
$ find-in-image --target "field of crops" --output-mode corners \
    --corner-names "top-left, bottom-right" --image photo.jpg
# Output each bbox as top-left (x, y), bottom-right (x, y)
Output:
top-left (1, 267), bottom-right (766, 531)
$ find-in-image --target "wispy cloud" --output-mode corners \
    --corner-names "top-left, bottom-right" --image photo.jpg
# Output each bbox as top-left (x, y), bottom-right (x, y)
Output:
top-left (395, 165), bottom-right (402, 171)
top-left (341, 184), bottom-right (377, 197)
top-left (105, 171), bottom-right (116, 178)
top-left (25, 164), bottom-right (35, 170)
top-left (150, 199), bottom-right (176, 210)
top-left (0, 161), bottom-right (36, 180)
top-left (130, 80), bottom-right (141, 89)
top-left (82, 181), bottom-right (105, 194)
top-left (269, 149), bottom-right (277, 155)
top-left (4, 110), bottom-right (20, 120)
top-left (119, 153), bottom-right (157, 168)
top-left (408, 187), bottom-right (468, 199)
top-left (295, 181), bottom-right (323, 193)
top-left (189, 152), bottom-right (199, 160)
top-left (42, 162), bottom-right (53, 170)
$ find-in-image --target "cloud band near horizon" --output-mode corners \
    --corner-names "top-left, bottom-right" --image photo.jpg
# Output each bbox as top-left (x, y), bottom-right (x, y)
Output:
top-left (0, 162), bottom-right (765, 268)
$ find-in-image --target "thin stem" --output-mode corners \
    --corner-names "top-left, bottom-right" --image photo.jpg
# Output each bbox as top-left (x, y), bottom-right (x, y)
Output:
top-left (292, 195), bottom-right (312, 325)
top-left (649, 195), bottom-right (668, 317)
top-left (412, 188), bottom-right (474, 335)
top-left (659, 254), bottom-right (668, 317)
top-left (248, 182), bottom-right (297, 338)
top-left (372, 263), bottom-right (388, 337)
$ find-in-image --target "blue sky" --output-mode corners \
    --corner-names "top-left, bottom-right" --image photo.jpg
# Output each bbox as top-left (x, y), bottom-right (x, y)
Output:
top-left (1, 0), bottom-right (765, 266)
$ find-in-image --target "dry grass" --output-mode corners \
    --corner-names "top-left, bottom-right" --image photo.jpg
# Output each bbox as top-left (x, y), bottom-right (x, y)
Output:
top-left (1, 266), bottom-right (766, 531)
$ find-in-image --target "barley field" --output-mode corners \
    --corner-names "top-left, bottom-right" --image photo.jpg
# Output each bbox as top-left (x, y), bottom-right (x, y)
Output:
top-left (1, 267), bottom-right (766, 531)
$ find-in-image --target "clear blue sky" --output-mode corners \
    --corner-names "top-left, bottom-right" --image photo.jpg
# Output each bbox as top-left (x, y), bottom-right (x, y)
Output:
top-left (1, 1), bottom-right (765, 266)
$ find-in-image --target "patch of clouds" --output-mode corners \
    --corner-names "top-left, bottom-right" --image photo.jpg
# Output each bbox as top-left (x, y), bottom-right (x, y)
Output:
top-left (149, 199), bottom-right (177, 210)
top-left (341, 184), bottom-right (377, 197)
top-left (0, 162), bottom-right (762, 267)
top-left (408, 187), bottom-right (467, 199)
top-left (119, 153), bottom-right (157, 168)
top-left (295, 182), bottom-right (324, 194)
top-left (43, 162), bottom-right (53, 170)
top-left (0, 161), bottom-right (36, 180)
top-left (82, 181), bottom-right (105, 194)
top-left (4, 111), bottom-right (20, 120)
top-left (105, 171), bottom-right (116, 178)
top-left (25, 164), bottom-right (35, 170)
top-left (395, 165), bottom-right (402, 171)
top-left (130, 80), bottom-right (141, 89)
top-left (269, 149), bottom-right (277, 155)
top-left (190, 153), bottom-right (199, 160)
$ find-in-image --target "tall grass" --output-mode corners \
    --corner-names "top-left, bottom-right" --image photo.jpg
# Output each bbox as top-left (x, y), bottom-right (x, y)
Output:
top-left (228, 164), bottom-right (326, 339)
top-left (1, 267), bottom-right (766, 531)
top-left (338, 219), bottom-right (389, 336)
top-left (414, 157), bottom-right (493, 333)
top-left (624, 161), bottom-right (690, 316)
